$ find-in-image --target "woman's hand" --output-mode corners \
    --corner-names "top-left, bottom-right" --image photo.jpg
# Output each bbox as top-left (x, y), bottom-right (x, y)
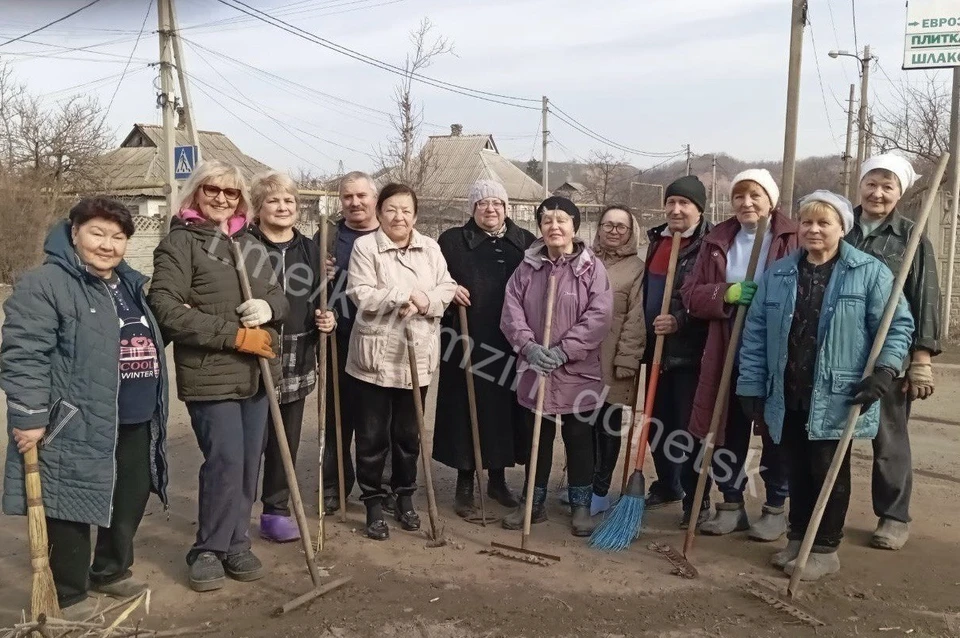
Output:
top-left (12, 428), bottom-right (45, 453)
top-left (410, 290), bottom-right (430, 315)
top-left (324, 256), bottom-right (337, 282)
top-left (398, 302), bottom-right (419, 319)
top-left (236, 299), bottom-right (273, 327)
top-left (315, 309), bottom-right (336, 333)
top-left (453, 285), bottom-right (471, 307)
top-left (652, 314), bottom-right (678, 335)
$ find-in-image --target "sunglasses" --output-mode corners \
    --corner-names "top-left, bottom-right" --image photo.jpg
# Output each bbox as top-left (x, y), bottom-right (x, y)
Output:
top-left (201, 184), bottom-right (242, 202)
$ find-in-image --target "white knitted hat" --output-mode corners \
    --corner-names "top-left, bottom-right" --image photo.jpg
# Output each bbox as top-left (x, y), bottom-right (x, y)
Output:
top-left (468, 180), bottom-right (509, 212)
top-left (798, 190), bottom-right (855, 234)
top-left (859, 154), bottom-right (919, 193)
top-left (731, 169), bottom-right (781, 207)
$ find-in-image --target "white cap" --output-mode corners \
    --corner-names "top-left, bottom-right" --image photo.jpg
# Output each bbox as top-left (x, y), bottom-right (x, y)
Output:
top-left (859, 154), bottom-right (919, 193)
top-left (798, 190), bottom-right (855, 234)
top-left (730, 169), bottom-right (780, 207)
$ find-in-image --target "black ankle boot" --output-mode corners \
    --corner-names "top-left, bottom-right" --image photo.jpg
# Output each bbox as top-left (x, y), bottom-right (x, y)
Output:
top-left (394, 494), bottom-right (421, 531)
top-left (454, 471), bottom-right (475, 518)
top-left (487, 469), bottom-right (520, 508)
top-left (365, 499), bottom-right (389, 541)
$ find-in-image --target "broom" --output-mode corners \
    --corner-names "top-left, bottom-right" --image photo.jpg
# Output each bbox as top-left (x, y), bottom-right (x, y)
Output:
top-left (23, 444), bottom-right (61, 619)
top-left (589, 232), bottom-right (681, 551)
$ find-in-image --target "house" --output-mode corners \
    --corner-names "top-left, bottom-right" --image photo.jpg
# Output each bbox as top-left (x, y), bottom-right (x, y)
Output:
top-left (93, 123), bottom-right (273, 218)
top-left (552, 181), bottom-right (589, 202)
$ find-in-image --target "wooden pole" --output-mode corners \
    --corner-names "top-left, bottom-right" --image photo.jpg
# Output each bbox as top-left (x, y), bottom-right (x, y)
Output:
top-left (315, 215), bottom-right (329, 551)
top-left (458, 305), bottom-right (489, 525)
top-left (780, 0), bottom-right (806, 218)
top-left (406, 326), bottom-right (442, 541)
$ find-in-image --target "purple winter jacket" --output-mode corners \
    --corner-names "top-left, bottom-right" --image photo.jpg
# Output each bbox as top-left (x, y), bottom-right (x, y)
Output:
top-left (500, 239), bottom-right (613, 415)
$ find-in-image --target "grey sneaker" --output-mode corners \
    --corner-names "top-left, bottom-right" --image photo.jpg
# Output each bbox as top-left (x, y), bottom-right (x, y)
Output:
top-left (223, 549), bottom-right (264, 582)
top-left (188, 551), bottom-right (225, 592)
top-left (700, 502), bottom-right (750, 536)
top-left (784, 551), bottom-right (840, 581)
top-left (871, 518), bottom-right (909, 550)
top-left (770, 540), bottom-right (802, 568)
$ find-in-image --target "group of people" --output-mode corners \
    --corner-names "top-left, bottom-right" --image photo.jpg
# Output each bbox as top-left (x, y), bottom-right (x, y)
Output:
top-left (0, 152), bottom-right (938, 619)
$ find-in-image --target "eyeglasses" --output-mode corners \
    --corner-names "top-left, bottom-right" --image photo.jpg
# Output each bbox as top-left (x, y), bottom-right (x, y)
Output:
top-left (201, 184), bottom-right (242, 202)
top-left (600, 222), bottom-right (630, 233)
top-left (476, 199), bottom-right (505, 211)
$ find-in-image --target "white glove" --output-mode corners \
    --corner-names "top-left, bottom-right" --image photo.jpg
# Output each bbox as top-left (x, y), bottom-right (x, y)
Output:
top-left (236, 299), bottom-right (273, 327)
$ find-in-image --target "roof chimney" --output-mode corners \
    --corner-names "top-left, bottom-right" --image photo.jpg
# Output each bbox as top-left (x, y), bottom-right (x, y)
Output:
top-left (450, 123), bottom-right (463, 136)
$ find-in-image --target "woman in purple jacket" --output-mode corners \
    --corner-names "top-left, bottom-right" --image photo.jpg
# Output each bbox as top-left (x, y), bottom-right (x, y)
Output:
top-left (500, 197), bottom-right (613, 537)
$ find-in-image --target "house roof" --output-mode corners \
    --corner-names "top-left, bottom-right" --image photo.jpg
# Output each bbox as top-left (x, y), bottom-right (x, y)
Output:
top-left (554, 181), bottom-right (586, 192)
top-left (94, 124), bottom-right (272, 198)
top-left (413, 133), bottom-right (543, 203)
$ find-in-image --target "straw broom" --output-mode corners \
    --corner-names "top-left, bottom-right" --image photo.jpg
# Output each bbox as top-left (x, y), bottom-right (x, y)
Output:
top-left (23, 444), bottom-right (60, 620)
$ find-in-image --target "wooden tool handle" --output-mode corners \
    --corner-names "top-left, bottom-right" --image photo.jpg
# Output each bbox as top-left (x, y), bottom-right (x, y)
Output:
top-left (316, 215), bottom-right (329, 551)
top-left (406, 324), bottom-right (442, 541)
top-left (458, 305), bottom-right (489, 525)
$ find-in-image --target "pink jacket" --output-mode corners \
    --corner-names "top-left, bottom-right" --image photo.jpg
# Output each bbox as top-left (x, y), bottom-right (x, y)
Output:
top-left (500, 239), bottom-right (613, 415)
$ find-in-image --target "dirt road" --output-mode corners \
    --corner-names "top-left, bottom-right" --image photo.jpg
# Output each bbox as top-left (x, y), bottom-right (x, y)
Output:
top-left (0, 285), bottom-right (958, 636)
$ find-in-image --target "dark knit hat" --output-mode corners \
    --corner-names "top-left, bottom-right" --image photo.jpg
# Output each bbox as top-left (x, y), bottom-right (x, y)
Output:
top-left (536, 196), bottom-right (581, 231)
top-left (664, 175), bottom-right (707, 213)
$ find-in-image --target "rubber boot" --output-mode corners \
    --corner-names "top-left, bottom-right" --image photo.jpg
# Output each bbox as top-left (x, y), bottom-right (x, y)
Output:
top-left (748, 504), bottom-right (787, 542)
top-left (784, 548), bottom-right (840, 581)
top-left (454, 470), bottom-right (475, 518)
top-left (700, 502), bottom-right (750, 536)
top-left (679, 504), bottom-right (711, 530)
top-left (487, 468), bottom-right (520, 508)
top-left (502, 486), bottom-right (547, 530)
top-left (568, 486), bottom-right (596, 537)
top-left (871, 518), bottom-right (909, 551)
top-left (259, 513), bottom-right (301, 543)
top-left (770, 540), bottom-right (801, 568)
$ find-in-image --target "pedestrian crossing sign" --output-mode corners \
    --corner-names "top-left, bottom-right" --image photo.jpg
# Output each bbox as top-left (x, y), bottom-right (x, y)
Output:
top-left (174, 145), bottom-right (197, 179)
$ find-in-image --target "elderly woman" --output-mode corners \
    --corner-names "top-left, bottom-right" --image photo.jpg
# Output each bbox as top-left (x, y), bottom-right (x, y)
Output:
top-left (148, 160), bottom-right (288, 592)
top-left (2, 198), bottom-right (168, 618)
top-left (681, 169), bottom-right (797, 540)
top-left (738, 191), bottom-right (914, 580)
top-left (346, 183), bottom-right (457, 541)
top-left (500, 197), bottom-right (613, 537)
top-left (589, 204), bottom-right (645, 515)
top-left (248, 171), bottom-right (335, 543)
top-left (433, 180), bottom-right (536, 518)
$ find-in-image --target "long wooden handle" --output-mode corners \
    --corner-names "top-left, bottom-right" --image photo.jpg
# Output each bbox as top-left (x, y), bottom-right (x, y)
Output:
top-left (458, 305), bottom-right (488, 525)
top-left (316, 216), bottom-right (329, 551)
top-left (406, 325), bottom-right (442, 540)
top-left (787, 153), bottom-right (950, 597)
top-left (521, 275), bottom-right (558, 549)
top-left (683, 216), bottom-right (769, 558)
top-left (232, 241), bottom-right (322, 587)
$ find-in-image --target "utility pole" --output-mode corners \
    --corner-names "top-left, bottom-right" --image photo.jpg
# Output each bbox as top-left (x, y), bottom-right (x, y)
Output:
top-left (943, 68), bottom-right (960, 339)
top-left (841, 83), bottom-right (856, 201)
top-left (541, 95), bottom-right (549, 198)
top-left (167, 0), bottom-right (200, 162)
top-left (158, 0), bottom-right (178, 232)
top-left (711, 154), bottom-right (718, 223)
top-left (854, 44), bottom-right (872, 185)
top-left (685, 144), bottom-right (692, 176)
top-left (780, 0), bottom-right (806, 218)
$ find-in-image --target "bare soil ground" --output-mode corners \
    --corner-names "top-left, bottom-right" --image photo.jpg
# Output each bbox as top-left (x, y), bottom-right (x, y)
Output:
top-left (0, 286), bottom-right (959, 637)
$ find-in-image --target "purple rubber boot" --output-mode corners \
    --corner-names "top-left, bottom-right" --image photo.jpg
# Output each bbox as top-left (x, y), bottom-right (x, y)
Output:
top-left (260, 514), bottom-right (301, 543)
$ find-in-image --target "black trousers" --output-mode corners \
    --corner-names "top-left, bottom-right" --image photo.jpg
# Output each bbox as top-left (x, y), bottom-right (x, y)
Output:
top-left (353, 378), bottom-right (426, 502)
top-left (46, 422), bottom-right (151, 607)
top-left (186, 388), bottom-right (268, 559)
top-left (649, 368), bottom-right (699, 499)
top-left (322, 330), bottom-right (357, 499)
top-left (872, 383), bottom-right (913, 523)
top-left (529, 411), bottom-right (595, 489)
top-left (261, 397), bottom-right (307, 517)
top-left (782, 408), bottom-right (851, 550)
top-left (593, 403), bottom-right (623, 497)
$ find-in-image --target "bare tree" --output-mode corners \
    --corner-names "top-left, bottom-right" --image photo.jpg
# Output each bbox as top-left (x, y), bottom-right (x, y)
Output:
top-left (873, 72), bottom-right (950, 167)
top-left (377, 18), bottom-right (454, 190)
top-left (583, 150), bottom-right (632, 205)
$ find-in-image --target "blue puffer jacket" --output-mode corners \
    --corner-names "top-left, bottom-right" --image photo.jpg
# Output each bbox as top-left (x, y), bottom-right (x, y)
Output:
top-left (737, 242), bottom-right (914, 443)
top-left (2, 222), bottom-right (169, 526)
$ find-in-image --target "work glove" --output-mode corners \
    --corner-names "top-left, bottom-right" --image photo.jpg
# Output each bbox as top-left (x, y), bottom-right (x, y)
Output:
top-left (615, 366), bottom-right (634, 380)
top-left (523, 342), bottom-right (562, 375)
top-left (905, 361), bottom-right (934, 400)
top-left (547, 346), bottom-right (568, 368)
top-left (738, 396), bottom-right (766, 435)
top-left (235, 327), bottom-right (276, 359)
top-left (236, 299), bottom-right (273, 327)
top-left (723, 281), bottom-right (758, 306)
top-left (851, 368), bottom-right (896, 414)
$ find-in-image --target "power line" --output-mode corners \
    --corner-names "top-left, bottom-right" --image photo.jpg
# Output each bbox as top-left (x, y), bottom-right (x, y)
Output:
top-left (807, 18), bottom-right (841, 151)
top-left (548, 102), bottom-right (681, 158)
top-left (181, 0), bottom-right (409, 34)
top-left (102, 0), bottom-right (154, 122)
top-left (0, 0), bottom-right (106, 49)
top-left (824, 0), bottom-right (851, 84)
top-left (212, 0), bottom-right (540, 110)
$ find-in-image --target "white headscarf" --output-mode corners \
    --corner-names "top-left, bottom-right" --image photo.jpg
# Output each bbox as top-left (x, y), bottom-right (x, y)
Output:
top-left (859, 154), bottom-right (920, 193)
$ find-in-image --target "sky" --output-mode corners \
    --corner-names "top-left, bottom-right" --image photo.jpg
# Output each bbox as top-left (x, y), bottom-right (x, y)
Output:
top-left (0, 0), bottom-right (939, 176)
